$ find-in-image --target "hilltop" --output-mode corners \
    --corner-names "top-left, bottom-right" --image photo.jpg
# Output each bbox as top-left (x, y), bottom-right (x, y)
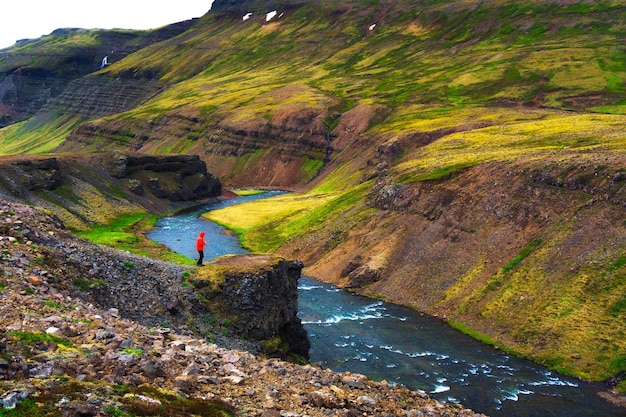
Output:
top-left (0, 0), bottom-right (625, 401)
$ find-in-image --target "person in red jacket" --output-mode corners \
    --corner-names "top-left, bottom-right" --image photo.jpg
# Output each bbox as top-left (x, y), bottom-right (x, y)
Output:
top-left (196, 231), bottom-right (206, 266)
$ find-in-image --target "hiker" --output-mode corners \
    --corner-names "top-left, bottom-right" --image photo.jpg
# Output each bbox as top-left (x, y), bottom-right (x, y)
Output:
top-left (196, 231), bottom-right (206, 266)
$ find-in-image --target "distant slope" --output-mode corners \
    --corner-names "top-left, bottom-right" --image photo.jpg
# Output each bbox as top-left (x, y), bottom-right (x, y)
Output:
top-left (0, 20), bottom-right (198, 133)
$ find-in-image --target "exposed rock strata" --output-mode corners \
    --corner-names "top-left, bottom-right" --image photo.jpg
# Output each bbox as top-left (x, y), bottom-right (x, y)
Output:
top-left (44, 75), bottom-right (163, 119)
top-left (0, 22), bottom-right (198, 127)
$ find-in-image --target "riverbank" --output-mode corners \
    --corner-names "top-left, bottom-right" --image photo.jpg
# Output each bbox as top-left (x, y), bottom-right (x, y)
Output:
top-left (0, 200), bottom-right (487, 416)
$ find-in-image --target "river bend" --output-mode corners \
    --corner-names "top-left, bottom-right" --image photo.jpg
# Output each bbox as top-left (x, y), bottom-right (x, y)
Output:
top-left (147, 191), bottom-right (623, 417)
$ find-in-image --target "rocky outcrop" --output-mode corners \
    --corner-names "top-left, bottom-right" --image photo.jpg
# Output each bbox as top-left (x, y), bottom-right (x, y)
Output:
top-left (109, 152), bottom-right (223, 201)
top-left (194, 255), bottom-right (310, 359)
top-left (0, 156), bottom-right (62, 195)
top-left (0, 152), bottom-right (222, 228)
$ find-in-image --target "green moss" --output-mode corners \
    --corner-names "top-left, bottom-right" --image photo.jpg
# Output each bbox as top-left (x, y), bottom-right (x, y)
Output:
top-left (123, 347), bottom-right (144, 355)
top-left (0, 398), bottom-right (60, 417)
top-left (42, 300), bottom-right (64, 309)
top-left (8, 330), bottom-right (74, 348)
top-left (607, 297), bottom-right (626, 317)
top-left (501, 239), bottom-right (542, 274)
top-left (73, 276), bottom-right (106, 291)
top-left (301, 157), bottom-right (324, 182)
top-left (449, 320), bottom-right (500, 349)
top-left (76, 213), bottom-right (193, 265)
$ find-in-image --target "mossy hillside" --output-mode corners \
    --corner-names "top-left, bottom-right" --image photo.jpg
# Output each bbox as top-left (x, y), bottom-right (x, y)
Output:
top-left (0, 30), bottom-right (108, 72)
top-left (0, 114), bottom-right (83, 155)
top-left (14, 0), bottom-right (622, 183)
top-left (3, 0), bottom-right (626, 384)
top-left (206, 117), bottom-right (626, 381)
top-left (390, 109), bottom-right (626, 182)
top-left (448, 206), bottom-right (626, 381)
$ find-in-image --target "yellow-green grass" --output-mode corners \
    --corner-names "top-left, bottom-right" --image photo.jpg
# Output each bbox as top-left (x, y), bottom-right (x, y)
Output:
top-left (205, 178), bottom-right (373, 253)
top-left (391, 109), bottom-right (626, 182)
top-left (0, 114), bottom-right (82, 155)
top-left (231, 189), bottom-right (265, 196)
top-left (76, 213), bottom-right (194, 265)
top-left (204, 192), bottom-right (335, 250)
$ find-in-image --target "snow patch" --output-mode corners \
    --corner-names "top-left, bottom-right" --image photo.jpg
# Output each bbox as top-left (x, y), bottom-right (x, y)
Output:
top-left (243, 13), bottom-right (252, 21)
top-left (369, 24), bottom-right (376, 31)
top-left (266, 10), bottom-right (278, 21)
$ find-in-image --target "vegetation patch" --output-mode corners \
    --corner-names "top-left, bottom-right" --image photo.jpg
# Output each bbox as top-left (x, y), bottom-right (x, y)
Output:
top-left (204, 192), bottom-right (337, 251)
top-left (76, 213), bottom-right (193, 265)
top-left (118, 385), bottom-right (234, 417)
top-left (501, 238), bottom-right (542, 274)
top-left (231, 189), bottom-right (265, 196)
top-left (8, 330), bottom-right (74, 349)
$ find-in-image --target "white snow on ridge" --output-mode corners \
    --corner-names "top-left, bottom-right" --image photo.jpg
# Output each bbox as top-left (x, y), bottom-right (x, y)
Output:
top-left (243, 10), bottom-right (282, 23)
top-left (369, 24), bottom-right (376, 31)
top-left (266, 10), bottom-right (278, 21)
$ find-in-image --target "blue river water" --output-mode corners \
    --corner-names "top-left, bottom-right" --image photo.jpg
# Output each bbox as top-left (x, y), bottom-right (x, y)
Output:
top-left (147, 191), bottom-right (624, 417)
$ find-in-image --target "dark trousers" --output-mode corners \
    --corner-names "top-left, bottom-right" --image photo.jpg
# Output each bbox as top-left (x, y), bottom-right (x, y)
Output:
top-left (197, 250), bottom-right (204, 266)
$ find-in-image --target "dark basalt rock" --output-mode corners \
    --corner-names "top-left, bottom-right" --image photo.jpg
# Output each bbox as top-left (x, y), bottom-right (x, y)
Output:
top-left (193, 256), bottom-right (310, 359)
top-left (113, 152), bottom-right (223, 201)
top-left (0, 157), bottom-right (62, 195)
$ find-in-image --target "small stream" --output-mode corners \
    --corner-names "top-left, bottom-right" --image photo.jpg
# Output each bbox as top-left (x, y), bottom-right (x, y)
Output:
top-left (148, 191), bottom-right (624, 417)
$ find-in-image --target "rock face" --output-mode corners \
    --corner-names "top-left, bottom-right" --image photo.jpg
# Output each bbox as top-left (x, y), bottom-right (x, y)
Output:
top-left (196, 255), bottom-right (310, 359)
top-left (0, 157), bottom-right (62, 195)
top-left (112, 153), bottom-right (223, 201)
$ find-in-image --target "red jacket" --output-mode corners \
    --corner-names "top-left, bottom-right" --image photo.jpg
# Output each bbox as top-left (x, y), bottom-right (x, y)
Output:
top-left (196, 232), bottom-right (206, 251)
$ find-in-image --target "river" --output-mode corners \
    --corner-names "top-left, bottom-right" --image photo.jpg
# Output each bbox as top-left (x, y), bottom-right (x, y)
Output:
top-left (147, 191), bottom-right (624, 417)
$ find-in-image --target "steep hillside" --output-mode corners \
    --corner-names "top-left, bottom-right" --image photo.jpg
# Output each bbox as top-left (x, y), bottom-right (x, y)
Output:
top-left (2, 203), bottom-right (465, 417)
top-left (0, 0), bottom-right (625, 393)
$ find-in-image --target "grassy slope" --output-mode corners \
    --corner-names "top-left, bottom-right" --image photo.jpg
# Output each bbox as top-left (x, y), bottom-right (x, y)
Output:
top-left (1, 0), bottom-right (626, 381)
